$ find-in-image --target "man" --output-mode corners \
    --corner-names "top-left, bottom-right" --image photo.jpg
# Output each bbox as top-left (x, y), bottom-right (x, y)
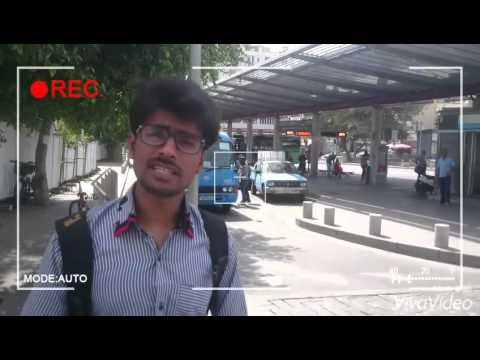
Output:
top-left (326, 152), bottom-right (336, 178)
top-left (298, 150), bottom-right (307, 175)
top-left (239, 158), bottom-right (251, 204)
top-left (22, 78), bottom-right (247, 316)
top-left (306, 145), bottom-right (311, 173)
top-left (360, 150), bottom-right (369, 184)
top-left (436, 148), bottom-right (455, 205)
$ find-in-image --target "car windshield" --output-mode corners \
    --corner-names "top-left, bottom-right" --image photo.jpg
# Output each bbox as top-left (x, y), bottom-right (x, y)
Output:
top-left (267, 162), bottom-right (298, 174)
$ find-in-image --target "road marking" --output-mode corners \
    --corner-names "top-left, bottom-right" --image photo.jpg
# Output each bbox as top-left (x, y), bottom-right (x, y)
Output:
top-left (305, 197), bottom-right (357, 212)
top-left (381, 215), bottom-right (440, 231)
top-left (451, 232), bottom-right (480, 242)
top-left (391, 209), bottom-right (462, 226)
top-left (310, 195), bottom-right (466, 227)
top-left (334, 198), bottom-right (385, 210)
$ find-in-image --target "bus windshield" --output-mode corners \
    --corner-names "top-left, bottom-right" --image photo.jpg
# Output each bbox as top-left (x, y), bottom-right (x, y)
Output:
top-left (203, 141), bottom-right (233, 168)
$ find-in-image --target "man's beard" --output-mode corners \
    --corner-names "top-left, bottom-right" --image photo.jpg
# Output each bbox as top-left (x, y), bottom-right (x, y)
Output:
top-left (138, 177), bottom-right (186, 198)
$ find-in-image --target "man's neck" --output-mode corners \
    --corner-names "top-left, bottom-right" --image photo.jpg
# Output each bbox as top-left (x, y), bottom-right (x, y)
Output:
top-left (134, 183), bottom-right (185, 229)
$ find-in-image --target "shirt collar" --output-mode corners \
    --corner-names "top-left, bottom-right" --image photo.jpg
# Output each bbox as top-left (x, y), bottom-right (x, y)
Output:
top-left (113, 183), bottom-right (194, 239)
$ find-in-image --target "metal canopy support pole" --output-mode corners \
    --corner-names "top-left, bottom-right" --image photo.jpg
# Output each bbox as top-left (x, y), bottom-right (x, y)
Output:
top-left (310, 112), bottom-right (324, 177)
top-left (370, 106), bottom-right (384, 185)
top-left (227, 119), bottom-right (233, 138)
top-left (273, 115), bottom-right (281, 151)
top-left (186, 44), bottom-right (202, 207)
top-left (246, 118), bottom-right (253, 163)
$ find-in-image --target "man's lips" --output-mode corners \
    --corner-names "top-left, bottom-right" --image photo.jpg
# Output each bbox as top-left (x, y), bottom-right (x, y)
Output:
top-left (147, 160), bottom-right (181, 176)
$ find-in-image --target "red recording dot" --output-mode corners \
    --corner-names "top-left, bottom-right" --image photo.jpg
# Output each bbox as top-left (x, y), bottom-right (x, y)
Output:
top-left (30, 80), bottom-right (49, 99)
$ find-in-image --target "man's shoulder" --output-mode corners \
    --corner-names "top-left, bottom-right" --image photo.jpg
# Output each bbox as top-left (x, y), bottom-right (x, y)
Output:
top-left (85, 197), bottom-right (123, 228)
top-left (188, 204), bottom-right (229, 231)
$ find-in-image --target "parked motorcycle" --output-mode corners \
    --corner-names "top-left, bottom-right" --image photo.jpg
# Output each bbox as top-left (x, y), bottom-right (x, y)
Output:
top-left (10, 160), bottom-right (36, 205)
top-left (415, 173), bottom-right (435, 198)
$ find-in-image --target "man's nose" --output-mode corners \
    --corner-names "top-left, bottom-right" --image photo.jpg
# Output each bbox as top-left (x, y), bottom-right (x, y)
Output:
top-left (156, 136), bottom-right (178, 158)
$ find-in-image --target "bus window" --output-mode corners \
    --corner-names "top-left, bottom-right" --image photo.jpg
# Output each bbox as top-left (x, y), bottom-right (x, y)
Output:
top-left (203, 141), bottom-right (233, 168)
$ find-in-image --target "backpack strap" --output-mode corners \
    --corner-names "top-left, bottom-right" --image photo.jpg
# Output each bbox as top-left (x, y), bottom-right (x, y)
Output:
top-left (199, 209), bottom-right (229, 314)
top-left (55, 213), bottom-right (93, 316)
top-left (55, 208), bottom-right (229, 316)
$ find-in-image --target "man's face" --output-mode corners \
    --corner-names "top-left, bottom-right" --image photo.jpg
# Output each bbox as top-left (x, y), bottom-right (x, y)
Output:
top-left (128, 111), bottom-right (204, 198)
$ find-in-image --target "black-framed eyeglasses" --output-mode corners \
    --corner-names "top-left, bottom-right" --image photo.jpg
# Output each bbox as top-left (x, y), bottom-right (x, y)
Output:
top-left (136, 124), bottom-right (205, 155)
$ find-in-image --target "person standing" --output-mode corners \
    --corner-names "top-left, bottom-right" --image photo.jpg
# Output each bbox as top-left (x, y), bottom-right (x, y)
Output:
top-left (239, 158), bottom-right (251, 203)
top-left (326, 152), bottom-right (336, 178)
top-left (298, 150), bottom-right (307, 175)
top-left (360, 150), bottom-right (369, 184)
top-left (306, 145), bottom-right (311, 173)
top-left (436, 148), bottom-right (455, 205)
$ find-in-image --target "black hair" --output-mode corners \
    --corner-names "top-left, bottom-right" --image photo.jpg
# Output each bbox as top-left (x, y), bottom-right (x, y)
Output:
top-left (130, 78), bottom-right (220, 149)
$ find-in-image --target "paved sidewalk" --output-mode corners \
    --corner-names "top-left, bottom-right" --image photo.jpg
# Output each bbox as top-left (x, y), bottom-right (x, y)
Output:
top-left (305, 174), bottom-right (480, 242)
top-left (0, 166), bottom-right (113, 315)
top-left (298, 170), bottom-right (480, 269)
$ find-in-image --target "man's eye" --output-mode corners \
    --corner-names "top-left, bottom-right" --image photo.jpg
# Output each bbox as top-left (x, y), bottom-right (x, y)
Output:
top-left (148, 129), bottom-right (167, 138)
top-left (177, 137), bottom-right (197, 147)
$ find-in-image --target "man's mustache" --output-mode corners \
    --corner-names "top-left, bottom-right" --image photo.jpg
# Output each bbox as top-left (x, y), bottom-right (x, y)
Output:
top-left (147, 157), bottom-right (182, 175)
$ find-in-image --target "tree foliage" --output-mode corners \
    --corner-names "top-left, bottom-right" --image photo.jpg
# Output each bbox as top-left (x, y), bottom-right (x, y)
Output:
top-left (0, 44), bottom-right (244, 143)
top-left (326, 103), bottom-right (424, 144)
top-left (0, 44), bottom-right (244, 204)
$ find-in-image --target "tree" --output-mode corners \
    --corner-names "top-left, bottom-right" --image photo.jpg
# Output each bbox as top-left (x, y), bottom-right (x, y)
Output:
top-left (325, 103), bottom-right (424, 160)
top-left (0, 44), bottom-right (244, 204)
top-left (1, 45), bottom-right (99, 204)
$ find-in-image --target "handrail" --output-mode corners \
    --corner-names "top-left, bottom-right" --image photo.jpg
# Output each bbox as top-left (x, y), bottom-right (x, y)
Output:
top-left (91, 167), bottom-right (117, 202)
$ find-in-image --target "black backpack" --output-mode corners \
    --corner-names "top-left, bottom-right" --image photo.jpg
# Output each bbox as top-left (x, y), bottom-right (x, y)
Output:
top-left (55, 209), bottom-right (229, 316)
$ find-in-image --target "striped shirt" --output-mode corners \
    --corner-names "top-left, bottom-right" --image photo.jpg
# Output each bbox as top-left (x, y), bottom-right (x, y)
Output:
top-left (21, 185), bottom-right (247, 316)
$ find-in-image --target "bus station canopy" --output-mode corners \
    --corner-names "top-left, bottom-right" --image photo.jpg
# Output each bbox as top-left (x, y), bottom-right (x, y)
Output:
top-left (207, 44), bottom-right (480, 120)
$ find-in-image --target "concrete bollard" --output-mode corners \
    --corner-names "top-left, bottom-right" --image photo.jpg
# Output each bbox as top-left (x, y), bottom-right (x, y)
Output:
top-left (434, 224), bottom-right (450, 248)
top-left (369, 214), bottom-right (382, 236)
top-left (303, 201), bottom-right (313, 219)
top-left (324, 207), bottom-right (335, 226)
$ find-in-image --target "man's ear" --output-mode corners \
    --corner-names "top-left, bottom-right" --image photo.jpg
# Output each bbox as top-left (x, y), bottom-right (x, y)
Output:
top-left (127, 132), bottom-right (136, 159)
